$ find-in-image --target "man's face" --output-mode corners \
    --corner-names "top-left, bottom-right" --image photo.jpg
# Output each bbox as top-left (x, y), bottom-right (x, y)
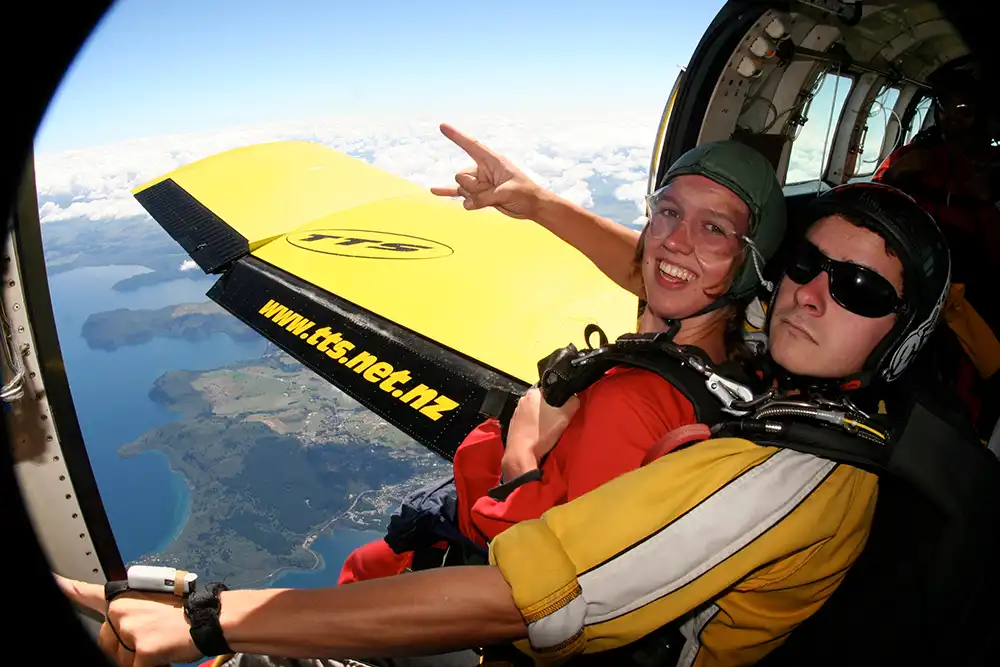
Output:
top-left (937, 91), bottom-right (983, 148)
top-left (769, 216), bottom-right (904, 379)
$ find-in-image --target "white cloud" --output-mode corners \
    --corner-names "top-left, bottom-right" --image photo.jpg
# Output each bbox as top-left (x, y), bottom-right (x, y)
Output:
top-left (179, 260), bottom-right (198, 271)
top-left (39, 196), bottom-right (144, 223)
top-left (786, 122), bottom-right (836, 185)
top-left (33, 111), bottom-right (659, 228)
top-left (614, 179), bottom-right (649, 214)
top-left (556, 180), bottom-right (594, 209)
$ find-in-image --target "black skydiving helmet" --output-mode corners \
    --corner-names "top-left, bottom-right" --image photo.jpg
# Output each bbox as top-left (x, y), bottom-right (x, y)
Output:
top-left (769, 182), bottom-right (952, 390)
top-left (643, 140), bottom-right (787, 325)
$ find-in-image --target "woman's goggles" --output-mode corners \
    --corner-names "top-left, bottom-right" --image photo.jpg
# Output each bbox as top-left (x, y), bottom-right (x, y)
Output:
top-left (644, 187), bottom-right (749, 258)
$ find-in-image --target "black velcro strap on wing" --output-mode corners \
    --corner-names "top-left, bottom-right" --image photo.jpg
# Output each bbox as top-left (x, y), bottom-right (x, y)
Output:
top-left (134, 178), bottom-right (249, 274)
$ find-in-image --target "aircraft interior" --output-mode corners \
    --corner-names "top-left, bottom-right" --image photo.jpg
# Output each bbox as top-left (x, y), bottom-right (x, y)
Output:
top-left (3, 1), bottom-right (999, 665)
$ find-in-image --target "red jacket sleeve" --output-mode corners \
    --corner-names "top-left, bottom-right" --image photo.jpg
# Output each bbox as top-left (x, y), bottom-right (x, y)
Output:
top-left (469, 368), bottom-right (695, 542)
top-left (872, 142), bottom-right (914, 184)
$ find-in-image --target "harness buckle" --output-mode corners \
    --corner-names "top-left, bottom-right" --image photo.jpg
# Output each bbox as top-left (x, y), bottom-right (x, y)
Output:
top-left (705, 373), bottom-right (756, 416)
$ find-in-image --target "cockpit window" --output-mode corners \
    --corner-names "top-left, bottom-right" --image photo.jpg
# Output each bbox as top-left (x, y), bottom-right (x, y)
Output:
top-left (786, 72), bottom-right (854, 184)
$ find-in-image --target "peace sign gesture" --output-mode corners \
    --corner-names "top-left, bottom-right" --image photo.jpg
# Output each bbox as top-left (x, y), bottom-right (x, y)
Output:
top-left (431, 123), bottom-right (543, 220)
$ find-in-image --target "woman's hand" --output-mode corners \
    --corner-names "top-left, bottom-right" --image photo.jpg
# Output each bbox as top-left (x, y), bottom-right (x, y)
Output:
top-left (431, 123), bottom-right (545, 220)
top-left (501, 387), bottom-right (581, 482)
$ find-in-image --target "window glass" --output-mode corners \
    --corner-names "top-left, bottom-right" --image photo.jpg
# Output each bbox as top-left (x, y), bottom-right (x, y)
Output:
top-left (786, 72), bottom-right (853, 184)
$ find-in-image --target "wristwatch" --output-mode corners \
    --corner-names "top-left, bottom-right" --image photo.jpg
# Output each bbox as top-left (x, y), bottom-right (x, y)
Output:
top-left (183, 582), bottom-right (233, 657)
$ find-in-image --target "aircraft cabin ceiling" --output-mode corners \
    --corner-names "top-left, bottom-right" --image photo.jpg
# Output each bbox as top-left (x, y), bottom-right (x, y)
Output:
top-left (794, 1), bottom-right (969, 82)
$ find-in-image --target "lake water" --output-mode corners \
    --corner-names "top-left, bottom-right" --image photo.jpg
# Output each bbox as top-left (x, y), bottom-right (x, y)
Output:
top-left (48, 264), bottom-right (383, 586)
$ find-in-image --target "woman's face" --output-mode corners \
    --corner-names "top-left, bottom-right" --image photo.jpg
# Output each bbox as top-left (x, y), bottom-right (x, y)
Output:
top-left (640, 174), bottom-right (751, 320)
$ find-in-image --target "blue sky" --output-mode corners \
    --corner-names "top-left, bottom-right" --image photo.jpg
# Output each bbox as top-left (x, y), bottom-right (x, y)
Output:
top-left (36, 0), bottom-right (726, 153)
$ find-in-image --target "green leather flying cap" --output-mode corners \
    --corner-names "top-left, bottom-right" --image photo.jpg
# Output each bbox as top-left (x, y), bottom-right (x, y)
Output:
top-left (659, 139), bottom-right (787, 298)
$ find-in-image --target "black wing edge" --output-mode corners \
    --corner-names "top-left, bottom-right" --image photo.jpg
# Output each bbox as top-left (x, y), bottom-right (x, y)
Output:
top-left (207, 256), bottom-right (529, 460)
top-left (135, 178), bottom-right (249, 274)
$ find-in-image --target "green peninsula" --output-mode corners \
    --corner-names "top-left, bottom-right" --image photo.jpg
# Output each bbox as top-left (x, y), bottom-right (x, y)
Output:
top-left (122, 353), bottom-right (448, 586)
top-left (111, 268), bottom-right (205, 292)
top-left (82, 301), bottom-right (261, 351)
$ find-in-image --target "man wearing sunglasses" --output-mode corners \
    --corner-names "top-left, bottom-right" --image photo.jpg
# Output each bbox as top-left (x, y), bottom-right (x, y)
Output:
top-left (766, 184), bottom-right (941, 389)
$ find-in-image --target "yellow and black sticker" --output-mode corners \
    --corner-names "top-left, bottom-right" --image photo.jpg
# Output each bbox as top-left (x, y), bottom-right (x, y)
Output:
top-left (257, 298), bottom-right (459, 421)
top-left (209, 256), bottom-right (527, 459)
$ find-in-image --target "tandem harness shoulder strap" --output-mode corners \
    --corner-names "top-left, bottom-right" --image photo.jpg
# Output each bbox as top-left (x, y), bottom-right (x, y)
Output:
top-left (479, 329), bottom-right (759, 441)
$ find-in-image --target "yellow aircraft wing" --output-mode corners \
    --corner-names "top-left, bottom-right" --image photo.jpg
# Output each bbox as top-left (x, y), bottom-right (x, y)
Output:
top-left (133, 140), bottom-right (639, 458)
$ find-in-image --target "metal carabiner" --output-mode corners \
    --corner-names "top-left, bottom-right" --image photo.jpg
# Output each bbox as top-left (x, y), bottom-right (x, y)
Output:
top-left (705, 373), bottom-right (757, 416)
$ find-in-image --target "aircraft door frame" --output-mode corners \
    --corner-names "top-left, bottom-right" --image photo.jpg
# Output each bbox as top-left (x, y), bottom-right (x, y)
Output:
top-left (651, 1), bottom-right (773, 190)
top-left (6, 156), bottom-right (125, 585)
top-left (647, 68), bottom-right (687, 198)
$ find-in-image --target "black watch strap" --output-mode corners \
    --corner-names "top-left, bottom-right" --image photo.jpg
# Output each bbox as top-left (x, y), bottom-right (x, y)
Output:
top-left (184, 582), bottom-right (233, 657)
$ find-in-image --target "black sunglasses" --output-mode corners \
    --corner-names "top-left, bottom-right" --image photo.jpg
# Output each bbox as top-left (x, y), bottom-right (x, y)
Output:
top-left (785, 241), bottom-right (906, 319)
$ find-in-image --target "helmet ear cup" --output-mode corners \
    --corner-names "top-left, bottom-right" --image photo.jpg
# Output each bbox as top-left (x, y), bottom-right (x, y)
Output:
top-left (879, 264), bottom-right (949, 382)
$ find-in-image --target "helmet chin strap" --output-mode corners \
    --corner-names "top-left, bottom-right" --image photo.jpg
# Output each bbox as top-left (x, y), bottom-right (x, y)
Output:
top-left (649, 292), bottom-right (734, 341)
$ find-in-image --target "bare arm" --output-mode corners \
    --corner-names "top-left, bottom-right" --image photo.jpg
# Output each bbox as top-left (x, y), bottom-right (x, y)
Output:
top-left (56, 566), bottom-right (526, 665)
top-left (432, 123), bottom-right (644, 298)
top-left (222, 566), bottom-right (526, 659)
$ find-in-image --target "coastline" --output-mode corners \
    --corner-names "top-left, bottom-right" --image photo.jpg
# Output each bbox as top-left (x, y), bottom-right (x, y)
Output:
top-left (243, 489), bottom-right (381, 588)
top-left (148, 449), bottom-right (193, 554)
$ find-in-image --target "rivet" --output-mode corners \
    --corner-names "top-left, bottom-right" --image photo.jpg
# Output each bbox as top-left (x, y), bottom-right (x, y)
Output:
top-left (72, 513), bottom-right (78, 519)
top-left (79, 533), bottom-right (85, 539)
top-left (59, 475), bottom-right (65, 481)
top-left (65, 494), bottom-right (71, 499)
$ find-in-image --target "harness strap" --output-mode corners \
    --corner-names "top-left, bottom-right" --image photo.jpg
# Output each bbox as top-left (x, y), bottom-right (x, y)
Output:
top-left (642, 424), bottom-right (712, 465)
top-left (480, 331), bottom-right (741, 444)
top-left (715, 421), bottom-right (887, 475)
